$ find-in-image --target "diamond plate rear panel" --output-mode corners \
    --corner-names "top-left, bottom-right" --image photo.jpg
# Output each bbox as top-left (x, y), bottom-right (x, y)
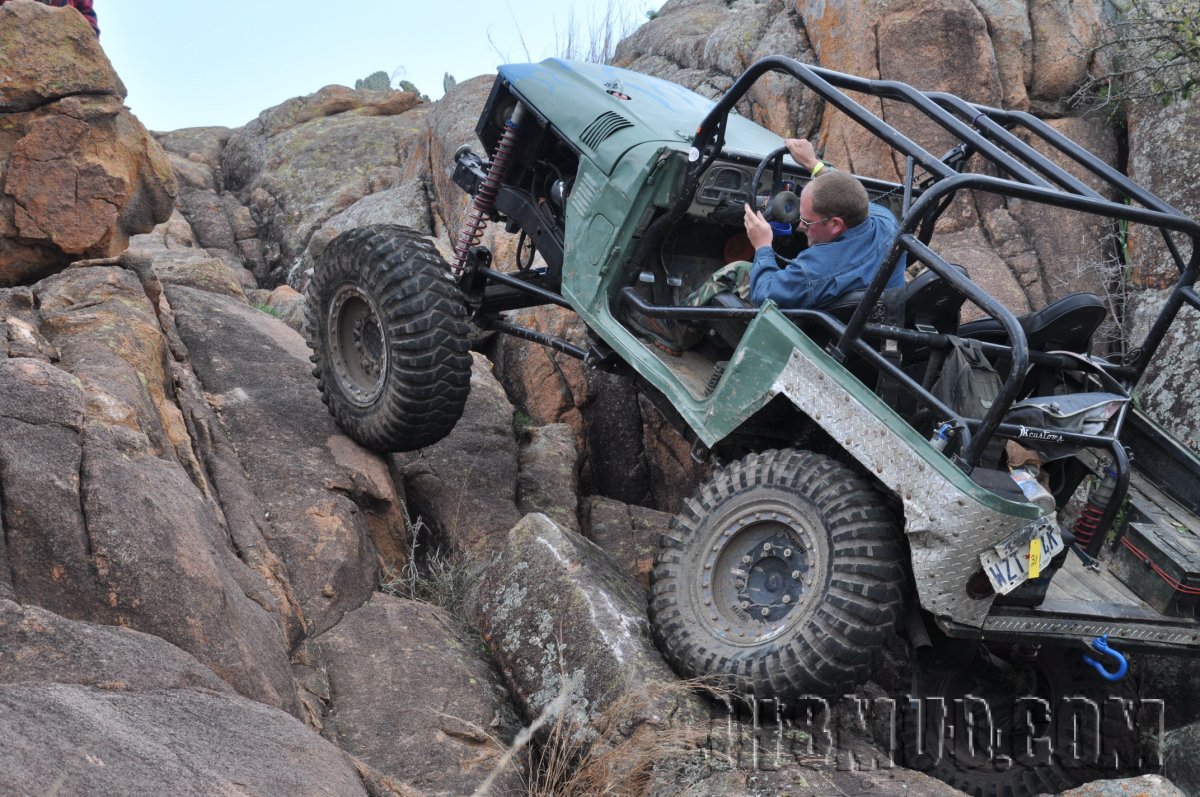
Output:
top-left (773, 349), bottom-right (1046, 628)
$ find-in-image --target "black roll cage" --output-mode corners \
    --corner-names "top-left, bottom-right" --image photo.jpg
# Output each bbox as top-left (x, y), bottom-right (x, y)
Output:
top-left (676, 56), bottom-right (1200, 457)
top-left (613, 57), bottom-right (1199, 555)
top-left (462, 57), bottom-right (1198, 558)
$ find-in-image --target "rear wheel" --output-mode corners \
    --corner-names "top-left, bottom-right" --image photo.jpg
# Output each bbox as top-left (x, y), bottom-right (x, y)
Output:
top-left (649, 449), bottom-right (906, 699)
top-left (900, 643), bottom-right (1146, 797)
top-left (305, 225), bottom-right (472, 452)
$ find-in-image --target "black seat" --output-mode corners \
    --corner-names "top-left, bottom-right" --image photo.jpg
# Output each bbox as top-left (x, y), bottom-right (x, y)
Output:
top-left (895, 266), bottom-right (969, 390)
top-left (824, 282), bottom-right (912, 326)
top-left (903, 264), bottom-right (969, 333)
top-left (958, 292), bottom-right (1107, 400)
top-left (707, 289), bottom-right (865, 348)
top-left (824, 289), bottom-right (867, 323)
top-left (894, 266), bottom-right (971, 427)
top-left (707, 288), bottom-right (885, 352)
top-left (959, 292), bottom-right (1106, 354)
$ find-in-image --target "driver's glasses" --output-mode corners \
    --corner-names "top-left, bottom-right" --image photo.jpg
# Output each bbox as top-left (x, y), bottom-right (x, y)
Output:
top-left (797, 212), bottom-right (831, 230)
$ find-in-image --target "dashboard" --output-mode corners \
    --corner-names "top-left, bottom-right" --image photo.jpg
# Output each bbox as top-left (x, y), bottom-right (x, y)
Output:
top-left (686, 155), bottom-right (910, 225)
top-left (696, 165), bottom-right (754, 208)
top-left (688, 158), bottom-right (809, 223)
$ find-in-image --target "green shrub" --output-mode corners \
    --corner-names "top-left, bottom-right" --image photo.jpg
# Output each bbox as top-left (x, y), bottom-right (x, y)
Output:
top-left (354, 70), bottom-right (392, 91)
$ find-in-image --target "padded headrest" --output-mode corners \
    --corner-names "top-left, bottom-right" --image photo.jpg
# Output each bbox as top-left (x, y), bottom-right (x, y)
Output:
top-left (959, 292), bottom-right (1106, 353)
top-left (903, 264), bottom-right (969, 332)
top-left (1023, 292), bottom-right (1106, 351)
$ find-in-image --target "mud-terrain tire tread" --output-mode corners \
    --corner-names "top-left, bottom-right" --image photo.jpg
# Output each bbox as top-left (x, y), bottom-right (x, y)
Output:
top-left (901, 648), bottom-right (1146, 797)
top-left (649, 449), bottom-right (906, 699)
top-left (305, 224), bottom-right (471, 452)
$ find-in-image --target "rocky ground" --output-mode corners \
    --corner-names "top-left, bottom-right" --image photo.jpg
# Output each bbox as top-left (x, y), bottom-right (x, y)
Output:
top-left (1, 0), bottom-right (1198, 795)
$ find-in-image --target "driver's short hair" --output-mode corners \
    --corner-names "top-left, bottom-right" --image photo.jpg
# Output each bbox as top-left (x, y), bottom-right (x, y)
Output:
top-left (809, 171), bottom-right (869, 228)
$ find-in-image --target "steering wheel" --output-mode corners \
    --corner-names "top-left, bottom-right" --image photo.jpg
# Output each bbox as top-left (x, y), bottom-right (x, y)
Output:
top-left (751, 145), bottom-right (801, 226)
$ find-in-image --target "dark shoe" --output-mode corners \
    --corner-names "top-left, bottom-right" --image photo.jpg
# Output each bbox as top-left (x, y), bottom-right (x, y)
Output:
top-left (626, 307), bottom-right (702, 356)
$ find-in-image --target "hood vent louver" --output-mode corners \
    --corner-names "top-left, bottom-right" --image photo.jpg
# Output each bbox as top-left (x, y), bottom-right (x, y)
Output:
top-left (580, 111), bottom-right (633, 149)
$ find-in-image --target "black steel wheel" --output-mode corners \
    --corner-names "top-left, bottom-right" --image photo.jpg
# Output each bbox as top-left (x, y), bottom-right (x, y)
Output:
top-left (649, 449), bottom-right (906, 699)
top-left (305, 225), bottom-right (471, 452)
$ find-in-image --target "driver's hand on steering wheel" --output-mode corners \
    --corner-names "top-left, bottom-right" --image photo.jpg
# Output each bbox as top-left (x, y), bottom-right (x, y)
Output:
top-left (744, 202), bottom-right (774, 251)
top-left (785, 138), bottom-right (819, 172)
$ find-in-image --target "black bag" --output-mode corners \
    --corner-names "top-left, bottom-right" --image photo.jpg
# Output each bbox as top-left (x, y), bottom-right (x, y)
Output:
top-left (1003, 391), bottom-right (1128, 461)
top-left (932, 337), bottom-right (1003, 420)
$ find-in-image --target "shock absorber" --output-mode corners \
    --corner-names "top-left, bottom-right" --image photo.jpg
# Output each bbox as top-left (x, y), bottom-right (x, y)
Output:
top-left (450, 103), bottom-right (528, 274)
top-left (1072, 463), bottom-right (1118, 548)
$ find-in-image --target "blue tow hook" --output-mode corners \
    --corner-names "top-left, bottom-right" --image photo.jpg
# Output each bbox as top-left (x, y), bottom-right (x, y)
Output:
top-left (1082, 635), bottom-right (1128, 681)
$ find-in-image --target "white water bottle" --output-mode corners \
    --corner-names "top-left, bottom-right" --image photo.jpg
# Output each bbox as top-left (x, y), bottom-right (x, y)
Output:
top-left (1010, 466), bottom-right (1056, 516)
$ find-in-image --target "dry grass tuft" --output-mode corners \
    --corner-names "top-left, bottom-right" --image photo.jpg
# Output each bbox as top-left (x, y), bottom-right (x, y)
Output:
top-left (379, 514), bottom-right (485, 630)
top-left (471, 676), bottom-right (730, 797)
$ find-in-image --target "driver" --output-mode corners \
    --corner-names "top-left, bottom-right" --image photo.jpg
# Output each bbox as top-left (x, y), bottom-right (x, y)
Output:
top-left (687, 138), bottom-right (906, 309)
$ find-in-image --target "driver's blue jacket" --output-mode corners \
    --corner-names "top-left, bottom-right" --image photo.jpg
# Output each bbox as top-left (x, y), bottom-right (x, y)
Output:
top-left (748, 202), bottom-right (906, 309)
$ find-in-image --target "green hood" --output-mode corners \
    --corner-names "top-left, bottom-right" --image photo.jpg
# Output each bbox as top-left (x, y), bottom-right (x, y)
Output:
top-left (498, 59), bottom-right (784, 173)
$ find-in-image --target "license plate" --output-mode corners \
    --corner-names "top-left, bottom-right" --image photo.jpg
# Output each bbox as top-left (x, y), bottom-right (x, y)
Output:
top-left (979, 520), bottom-right (1065, 595)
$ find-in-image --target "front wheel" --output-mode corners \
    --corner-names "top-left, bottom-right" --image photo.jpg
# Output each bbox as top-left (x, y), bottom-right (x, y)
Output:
top-left (305, 225), bottom-right (472, 452)
top-left (649, 449), bottom-right (906, 699)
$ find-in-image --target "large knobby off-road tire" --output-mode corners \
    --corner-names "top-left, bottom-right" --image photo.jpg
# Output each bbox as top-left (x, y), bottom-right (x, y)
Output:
top-left (305, 225), bottom-right (472, 452)
top-left (650, 449), bottom-right (906, 699)
top-left (899, 645), bottom-right (1147, 797)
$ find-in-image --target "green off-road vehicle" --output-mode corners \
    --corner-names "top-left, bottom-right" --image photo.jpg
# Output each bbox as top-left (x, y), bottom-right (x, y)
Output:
top-left (306, 57), bottom-right (1200, 794)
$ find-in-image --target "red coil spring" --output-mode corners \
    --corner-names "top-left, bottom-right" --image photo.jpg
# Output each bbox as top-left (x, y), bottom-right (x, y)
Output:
top-left (1072, 499), bottom-right (1105, 547)
top-left (451, 118), bottom-right (521, 273)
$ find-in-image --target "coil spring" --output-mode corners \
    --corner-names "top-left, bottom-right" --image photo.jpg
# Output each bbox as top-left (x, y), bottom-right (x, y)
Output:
top-left (1072, 499), bottom-right (1105, 547)
top-left (451, 118), bottom-right (520, 273)
top-left (1073, 464), bottom-right (1118, 549)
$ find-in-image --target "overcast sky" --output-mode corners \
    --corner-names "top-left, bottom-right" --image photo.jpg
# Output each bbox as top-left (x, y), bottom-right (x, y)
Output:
top-left (100, 0), bottom-right (659, 133)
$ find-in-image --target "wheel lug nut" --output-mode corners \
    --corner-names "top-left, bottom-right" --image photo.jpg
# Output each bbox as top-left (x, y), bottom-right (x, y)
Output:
top-left (760, 607), bottom-right (770, 617)
top-left (792, 570), bottom-right (802, 579)
top-left (782, 595), bottom-right (792, 604)
top-left (741, 601), bottom-right (750, 609)
top-left (762, 543), bottom-right (772, 552)
top-left (784, 549), bottom-right (793, 557)
top-left (742, 555), bottom-right (752, 564)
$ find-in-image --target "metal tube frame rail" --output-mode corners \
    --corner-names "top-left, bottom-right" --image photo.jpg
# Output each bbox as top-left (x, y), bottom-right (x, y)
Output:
top-left (477, 267), bottom-right (573, 309)
top-left (617, 286), bottom-right (1136, 380)
top-left (683, 56), bottom-right (1200, 386)
top-left (486, 317), bottom-right (591, 361)
top-left (619, 288), bottom-right (1133, 464)
top-left (618, 287), bottom-right (964, 430)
